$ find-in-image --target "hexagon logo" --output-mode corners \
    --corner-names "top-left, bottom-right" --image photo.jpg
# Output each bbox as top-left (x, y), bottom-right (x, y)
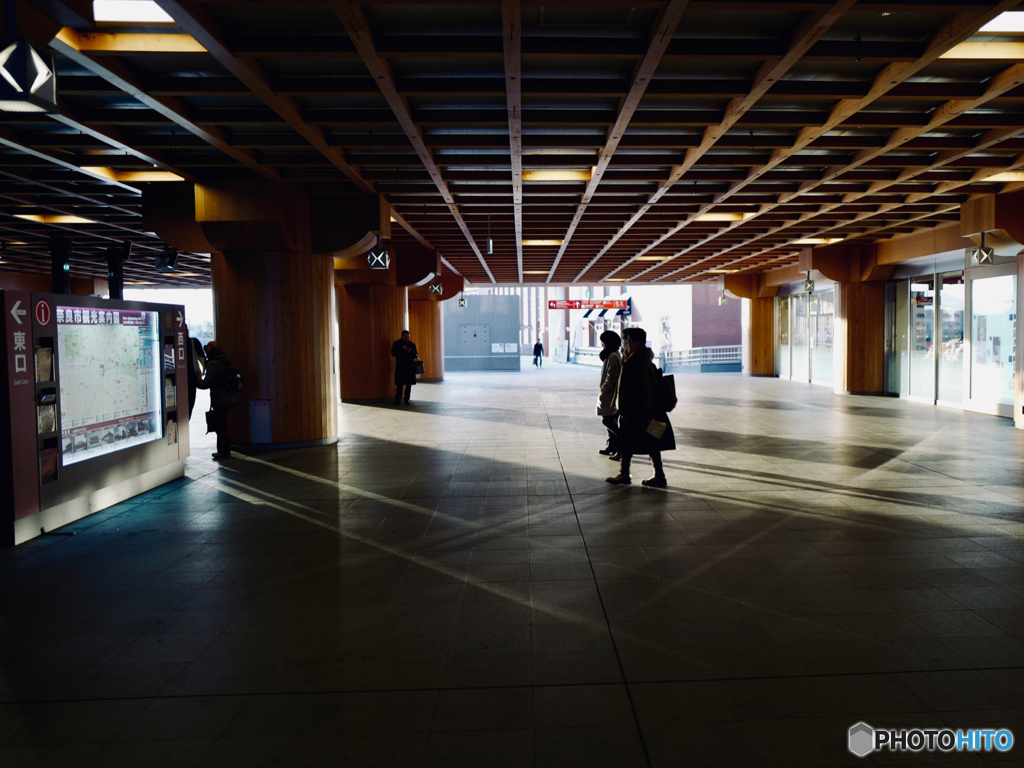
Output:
top-left (849, 722), bottom-right (874, 757)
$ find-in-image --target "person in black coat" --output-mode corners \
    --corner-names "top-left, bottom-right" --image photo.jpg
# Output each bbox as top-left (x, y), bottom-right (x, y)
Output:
top-left (196, 341), bottom-right (239, 460)
top-left (533, 340), bottom-right (544, 367)
top-left (607, 326), bottom-right (675, 487)
top-left (391, 330), bottom-right (419, 405)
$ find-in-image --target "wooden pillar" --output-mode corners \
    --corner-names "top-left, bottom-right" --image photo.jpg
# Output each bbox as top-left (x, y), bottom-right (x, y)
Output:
top-left (212, 251), bottom-right (336, 446)
top-left (743, 297), bottom-right (775, 376)
top-left (337, 284), bottom-right (408, 401)
top-left (833, 281), bottom-right (885, 394)
top-left (409, 299), bottom-right (444, 381)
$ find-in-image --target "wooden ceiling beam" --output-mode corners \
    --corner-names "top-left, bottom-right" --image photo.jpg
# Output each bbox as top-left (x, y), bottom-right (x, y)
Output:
top-left (154, 0), bottom-right (376, 194)
top-left (502, 0), bottom-right (523, 282)
top-left (50, 27), bottom-right (282, 183)
top-left (579, 0), bottom-right (855, 282)
top-left (615, 0), bottom-right (1020, 284)
top-left (332, 0), bottom-right (494, 282)
top-left (547, 0), bottom-right (689, 283)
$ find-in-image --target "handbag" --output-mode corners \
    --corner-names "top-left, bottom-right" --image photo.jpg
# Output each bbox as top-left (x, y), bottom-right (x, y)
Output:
top-left (205, 410), bottom-right (215, 434)
top-left (414, 360), bottom-right (425, 375)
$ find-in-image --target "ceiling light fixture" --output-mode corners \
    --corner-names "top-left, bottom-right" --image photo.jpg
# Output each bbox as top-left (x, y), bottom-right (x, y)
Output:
top-left (694, 213), bottom-right (754, 222)
top-left (522, 239), bottom-right (562, 246)
top-left (605, 278), bottom-right (628, 282)
top-left (522, 270), bottom-right (550, 275)
top-left (635, 256), bottom-right (668, 261)
top-left (93, 0), bottom-right (175, 23)
top-left (81, 166), bottom-right (185, 182)
top-left (707, 269), bottom-right (739, 274)
top-left (793, 237), bottom-right (844, 245)
top-left (985, 172), bottom-right (1024, 182)
top-left (15, 214), bottom-right (95, 224)
top-left (522, 170), bottom-right (592, 182)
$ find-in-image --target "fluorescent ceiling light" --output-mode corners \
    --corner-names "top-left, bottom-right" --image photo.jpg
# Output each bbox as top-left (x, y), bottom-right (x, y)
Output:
top-left (707, 269), bottom-right (739, 274)
top-left (15, 214), bottom-right (95, 224)
top-left (980, 11), bottom-right (1024, 32)
top-left (93, 1), bottom-right (175, 23)
top-left (522, 239), bottom-right (562, 246)
top-left (694, 213), bottom-right (754, 222)
top-left (522, 270), bottom-right (550, 275)
top-left (635, 256), bottom-right (668, 261)
top-left (985, 172), bottom-right (1024, 182)
top-left (522, 170), bottom-right (592, 182)
top-left (793, 237), bottom-right (843, 245)
top-left (605, 278), bottom-right (628, 282)
top-left (81, 166), bottom-right (185, 182)
top-left (126, 281), bottom-right (158, 285)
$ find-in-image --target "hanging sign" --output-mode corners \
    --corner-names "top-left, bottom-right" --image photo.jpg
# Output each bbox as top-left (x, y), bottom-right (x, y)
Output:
top-left (548, 299), bottom-right (627, 310)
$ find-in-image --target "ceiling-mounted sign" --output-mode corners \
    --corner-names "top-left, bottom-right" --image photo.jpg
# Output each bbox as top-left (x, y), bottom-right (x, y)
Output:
top-left (367, 249), bottom-right (390, 269)
top-left (458, 297), bottom-right (467, 307)
top-left (548, 299), bottom-right (627, 310)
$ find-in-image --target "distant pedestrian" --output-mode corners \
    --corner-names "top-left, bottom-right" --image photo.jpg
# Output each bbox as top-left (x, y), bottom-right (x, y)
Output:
top-left (533, 340), bottom-right (544, 367)
top-left (391, 330), bottom-right (419, 405)
top-left (606, 327), bottom-right (675, 487)
top-left (196, 341), bottom-right (239, 460)
top-left (596, 330), bottom-right (621, 458)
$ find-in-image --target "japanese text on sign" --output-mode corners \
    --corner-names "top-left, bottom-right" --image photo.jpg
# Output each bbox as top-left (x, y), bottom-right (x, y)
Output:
top-left (548, 299), bottom-right (627, 310)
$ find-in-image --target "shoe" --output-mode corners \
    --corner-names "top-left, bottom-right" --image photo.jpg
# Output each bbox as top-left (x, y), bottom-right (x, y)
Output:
top-left (607, 453), bottom-right (621, 461)
top-left (606, 473), bottom-right (631, 485)
top-left (212, 452), bottom-right (229, 460)
top-left (599, 448), bottom-right (616, 456)
top-left (393, 399), bottom-right (400, 405)
top-left (641, 475), bottom-right (668, 488)
top-left (404, 399), bottom-right (411, 405)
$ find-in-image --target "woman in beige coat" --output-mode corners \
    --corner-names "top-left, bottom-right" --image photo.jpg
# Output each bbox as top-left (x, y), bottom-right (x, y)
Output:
top-left (596, 330), bottom-right (622, 457)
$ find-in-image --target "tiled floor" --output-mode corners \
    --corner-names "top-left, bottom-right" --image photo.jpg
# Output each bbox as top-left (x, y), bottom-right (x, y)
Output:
top-left (2, 363), bottom-right (1024, 766)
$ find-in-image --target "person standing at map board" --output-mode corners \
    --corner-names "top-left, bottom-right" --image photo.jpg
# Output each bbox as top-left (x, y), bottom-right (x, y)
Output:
top-left (197, 341), bottom-right (240, 459)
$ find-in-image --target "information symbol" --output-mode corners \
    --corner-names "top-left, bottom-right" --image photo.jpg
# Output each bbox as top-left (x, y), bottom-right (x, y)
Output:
top-left (35, 300), bottom-right (51, 326)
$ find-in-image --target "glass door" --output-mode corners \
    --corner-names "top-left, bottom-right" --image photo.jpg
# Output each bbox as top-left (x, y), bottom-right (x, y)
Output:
top-left (909, 277), bottom-right (935, 401)
top-left (777, 296), bottom-right (790, 379)
top-left (888, 279), bottom-right (909, 396)
top-left (968, 270), bottom-right (1016, 416)
top-left (792, 293), bottom-right (809, 382)
top-left (937, 272), bottom-right (965, 405)
top-left (810, 289), bottom-right (834, 385)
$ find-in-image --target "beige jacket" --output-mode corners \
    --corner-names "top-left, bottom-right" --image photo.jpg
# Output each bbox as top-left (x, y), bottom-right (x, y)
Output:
top-left (596, 350), bottom-right (622, 416)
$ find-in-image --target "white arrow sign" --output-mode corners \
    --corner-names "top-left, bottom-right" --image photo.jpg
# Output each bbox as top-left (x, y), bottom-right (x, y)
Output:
top-left (10, 300), bottom-right (26, 324)
top-left (176, 310), bottom-right (184, 327)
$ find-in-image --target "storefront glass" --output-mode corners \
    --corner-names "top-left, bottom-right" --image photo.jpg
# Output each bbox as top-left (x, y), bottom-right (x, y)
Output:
top-left (971, 274), bottom-right (1016, 406)
top-left (909, 277), bottom-right (935, 401)
top-left (938, 272), bottom-right (965, 404)
top-left (777, 296), bottom-right (790, 379)
top-left (792, 293), bottom-right (809, 382)
top-left (810, 289), bottom-right (834, 384)
top-left (889, 280), bottom-right (909, 395)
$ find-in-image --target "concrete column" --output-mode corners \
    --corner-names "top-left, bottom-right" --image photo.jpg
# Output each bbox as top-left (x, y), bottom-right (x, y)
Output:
top-left (337, 284), bottom-right (408, 402)
top-left (833, 281), bottom-right (885, 394)
top-left (212, 250), bottom-right (337, 446)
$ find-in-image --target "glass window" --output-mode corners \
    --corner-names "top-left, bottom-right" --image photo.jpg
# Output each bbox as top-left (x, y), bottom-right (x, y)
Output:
top-left (792, 293), bottom-right (809, 382)
top-left (777, 297), bottom-right (790, 379)
top-left (909, 277), bottom-right (935, 401)
top-left (889, 280), bottom-right (909, 395)
top-left (971, 274), bottom-right (1016, 406)
top-left (810, 289), bottom-right (834, 384)
top-left (938, 272), bottom-right (965, 404)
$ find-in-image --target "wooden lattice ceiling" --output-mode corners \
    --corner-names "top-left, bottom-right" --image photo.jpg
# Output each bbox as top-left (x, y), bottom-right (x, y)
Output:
top-left (3, 0), bottom-right (1024, 287)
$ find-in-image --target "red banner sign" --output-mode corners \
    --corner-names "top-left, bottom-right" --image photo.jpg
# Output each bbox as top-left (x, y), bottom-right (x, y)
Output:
top-left (548, 299), bottom-right (627, 310)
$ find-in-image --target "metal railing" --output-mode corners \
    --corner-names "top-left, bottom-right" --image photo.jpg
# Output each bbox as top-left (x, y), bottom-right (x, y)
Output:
top-left (661, 345), bottom-right (742, 368)
top-left (572, 347), bottom-right (603, 366)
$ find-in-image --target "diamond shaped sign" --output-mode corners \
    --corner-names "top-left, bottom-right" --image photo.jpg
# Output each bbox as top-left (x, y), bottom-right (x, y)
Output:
top-left (803, 278), bottom-right (815, 293)
top-left (367, 249), bottom-right (390, 269)
top-left (969, 246), bottom-right (995, 265)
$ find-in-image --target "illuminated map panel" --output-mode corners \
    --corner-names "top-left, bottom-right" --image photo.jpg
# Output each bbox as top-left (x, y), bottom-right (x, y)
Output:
top-left (57, 306), bottom-right (163, 466)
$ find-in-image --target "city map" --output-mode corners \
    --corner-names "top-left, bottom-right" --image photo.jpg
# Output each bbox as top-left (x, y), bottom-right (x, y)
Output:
top-left (57, 307), bottom-right (162, 465)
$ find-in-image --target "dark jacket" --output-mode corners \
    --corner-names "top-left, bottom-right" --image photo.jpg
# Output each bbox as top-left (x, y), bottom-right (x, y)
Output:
top-left (196, 347), bottom-right (239, 409)
top-left (392, 338), bottom-right (419, 386)
top-left (533, 342), bottom-right (544, 356)
top-left (616, 347), bottom-right (675, 453)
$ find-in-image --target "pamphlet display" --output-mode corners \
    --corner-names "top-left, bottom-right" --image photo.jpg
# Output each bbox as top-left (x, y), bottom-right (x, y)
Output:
top-left (57, 306), bottom-right (163, 466)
